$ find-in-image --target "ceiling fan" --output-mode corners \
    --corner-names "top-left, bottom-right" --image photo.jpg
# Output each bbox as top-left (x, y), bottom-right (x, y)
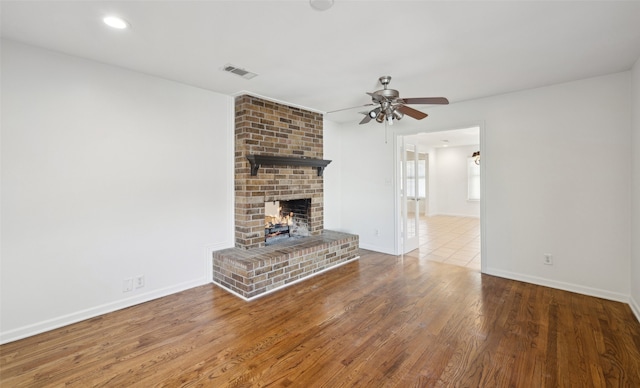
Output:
top-left (331, 76), bottom-right (449, 125)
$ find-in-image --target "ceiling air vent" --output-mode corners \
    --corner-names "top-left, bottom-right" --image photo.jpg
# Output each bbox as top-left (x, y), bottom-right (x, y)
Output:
top-left (222, 64), bottom-right (258, 80)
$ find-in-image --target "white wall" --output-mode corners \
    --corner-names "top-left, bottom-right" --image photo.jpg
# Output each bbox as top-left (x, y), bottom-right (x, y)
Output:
top-left (331, 72), bottom-right (632, 302)
top-left (631, 59), bottom-right (640, 320)
top-left (433, 145), bottom-right (480, 217)
top-left (0, 40), bottom-right (235, 343)
top-left (337, 125), bottom-right (397, 254)
top-left (323, 119), bottom-right (342, 230)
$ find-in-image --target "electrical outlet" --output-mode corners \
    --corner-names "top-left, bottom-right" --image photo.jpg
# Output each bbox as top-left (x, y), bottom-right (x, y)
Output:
top-left (123, 278), bottom-right (133, 292)
top-left (375, 229), bottom-right (380, 236)
top-left (135, 275), bottom-right (145, 289)
top-left (543, 254), bottom-right (553, 265)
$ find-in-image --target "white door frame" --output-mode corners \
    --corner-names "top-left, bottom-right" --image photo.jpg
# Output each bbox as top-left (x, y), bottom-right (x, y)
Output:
top-left (394, 122), bottom-right (486, 274)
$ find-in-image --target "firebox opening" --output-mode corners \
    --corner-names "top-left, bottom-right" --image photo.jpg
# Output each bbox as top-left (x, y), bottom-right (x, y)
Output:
top-left (265, 199), bottom-right (311, 246)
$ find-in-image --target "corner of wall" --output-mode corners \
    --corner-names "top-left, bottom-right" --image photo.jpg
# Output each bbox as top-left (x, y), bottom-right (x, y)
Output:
top-left (631, 56), bottom-right (640, 317)
top-left (323, 118), bottom-right (343, 230)
top-left (484, 267), bottom-right (630, 304)
top-left (631, 295), bottom-right (640, 324)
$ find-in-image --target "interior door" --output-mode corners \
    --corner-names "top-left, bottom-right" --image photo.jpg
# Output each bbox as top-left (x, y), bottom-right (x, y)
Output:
top-left (401, 141), bottom-right (420, 253)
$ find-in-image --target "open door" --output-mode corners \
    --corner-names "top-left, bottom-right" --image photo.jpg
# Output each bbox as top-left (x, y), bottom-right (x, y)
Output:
top-left (398, 125), bottom-right (484, 272)
top-left (400, 140), bottom-right (420, 254)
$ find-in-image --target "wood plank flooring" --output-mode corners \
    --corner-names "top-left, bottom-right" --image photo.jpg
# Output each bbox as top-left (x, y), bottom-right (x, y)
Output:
top-left (2, 250), bottom-right (639, 387)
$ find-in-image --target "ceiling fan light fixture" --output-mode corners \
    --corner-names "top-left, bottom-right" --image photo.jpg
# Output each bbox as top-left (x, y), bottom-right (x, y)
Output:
top-left (387, 115), bottom-right (394, 125)
top-left (369, 107), bottom-right (380, 118)
top-left (375, 112), bottom-right (385, 123)
top-left (392, 109), bottom-right (404, 121)
top-left (472, 151), bottom-right (481, 165)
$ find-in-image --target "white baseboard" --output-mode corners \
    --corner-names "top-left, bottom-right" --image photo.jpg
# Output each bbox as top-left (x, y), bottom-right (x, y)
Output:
top-left (630, 295), bottom-right (640, 324)
top-left (484, 267), bottom-right (629, 303)
top-left (431, 212), bottom-right (480, 218)
top-left (0, 278), bottom-right (208, 345)
top-left (213, 256), bottom-right (360, 302)
top-left (359, 242), bottom-right (396, 255)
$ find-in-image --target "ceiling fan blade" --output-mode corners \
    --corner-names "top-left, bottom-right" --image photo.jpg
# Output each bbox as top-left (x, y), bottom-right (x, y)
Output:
top-left (359, 115), bottom-right (373, 124)
top-left (399, 97), bottom-right (449, 105)
top-left (326, 103), bottom-right (374, 114)
top-left (397, 105), bottom-right (428, 120)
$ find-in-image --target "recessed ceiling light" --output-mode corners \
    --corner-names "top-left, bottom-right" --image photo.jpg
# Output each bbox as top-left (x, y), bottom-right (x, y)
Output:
top-left (310, 0), bottom-right (334, 11)
top-left (103, 16), bottom-right (129, 29)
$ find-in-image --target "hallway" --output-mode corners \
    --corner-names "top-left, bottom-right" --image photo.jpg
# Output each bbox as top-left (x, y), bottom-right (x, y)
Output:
top-left (407, 215), bottom-right (481, 271)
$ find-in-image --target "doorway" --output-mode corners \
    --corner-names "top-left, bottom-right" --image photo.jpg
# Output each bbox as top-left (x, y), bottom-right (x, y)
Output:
top-left (398, 125), bottom-right (483, 271)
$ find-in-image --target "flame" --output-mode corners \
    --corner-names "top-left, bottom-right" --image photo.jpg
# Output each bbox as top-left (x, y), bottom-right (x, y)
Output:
top-left (265, 207), bottom-right (294, 227)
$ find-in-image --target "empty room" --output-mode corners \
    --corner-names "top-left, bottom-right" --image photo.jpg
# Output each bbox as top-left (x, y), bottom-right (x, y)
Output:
top-left (2, 1), bottom-right (640, 386)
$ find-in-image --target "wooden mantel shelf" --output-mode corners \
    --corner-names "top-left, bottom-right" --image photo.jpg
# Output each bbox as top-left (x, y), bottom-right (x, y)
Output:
top-left (246, 154), bottom-right (332, 176)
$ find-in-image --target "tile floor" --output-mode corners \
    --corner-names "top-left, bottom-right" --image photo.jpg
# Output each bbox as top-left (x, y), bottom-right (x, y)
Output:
top-left (406, 215), bottom-right (481, 271)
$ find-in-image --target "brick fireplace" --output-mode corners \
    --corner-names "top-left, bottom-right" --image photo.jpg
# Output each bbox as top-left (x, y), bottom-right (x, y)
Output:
top-left (211, 95), bottom-right (359, 300)
top-left (234, 95), bottom-right (325, 249)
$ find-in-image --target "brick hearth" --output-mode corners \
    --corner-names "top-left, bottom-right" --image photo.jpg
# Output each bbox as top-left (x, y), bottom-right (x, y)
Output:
top-left (213, 231), bottom-right (359, 299)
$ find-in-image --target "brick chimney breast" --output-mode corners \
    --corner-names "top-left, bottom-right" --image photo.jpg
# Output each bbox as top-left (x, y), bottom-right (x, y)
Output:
top-left (234, 95), bottom-right (324, 249)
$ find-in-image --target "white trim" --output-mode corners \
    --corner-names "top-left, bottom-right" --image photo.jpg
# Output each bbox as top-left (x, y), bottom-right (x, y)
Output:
top-left (212, 256), bottom-right (360, 302)
top-left (394, 132), bottom-right (401, 255)
top-left (630, 295), bottom-right (640, 323)
top-left (359, 242), bottom-right (397, 256)
top-left (478, 122), bottom-right (487, 275)
top-left (211, 282), bottom-right (252, 301)
top-left (485, 267), bottom-right (629, 303)
top-left (431, 213), bottom-right (481, 218)
top-left (0, 279), bottom-right (207, 345)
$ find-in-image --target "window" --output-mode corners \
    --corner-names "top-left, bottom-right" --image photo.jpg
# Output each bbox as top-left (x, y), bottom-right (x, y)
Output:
top-left (417, 158), bottom-right (426, 198)
top-left (467, 157), bottom-right (480, 201)
top-left (406, 154), bottom-right (427, 198)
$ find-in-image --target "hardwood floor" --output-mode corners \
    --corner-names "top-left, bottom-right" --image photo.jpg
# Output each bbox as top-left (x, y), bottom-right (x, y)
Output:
top-left (2, 250), bottom-right (639, 387)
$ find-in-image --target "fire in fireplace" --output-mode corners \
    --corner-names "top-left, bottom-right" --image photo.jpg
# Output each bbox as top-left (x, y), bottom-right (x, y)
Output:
top-left (265, 199), bottom-right (311, 245)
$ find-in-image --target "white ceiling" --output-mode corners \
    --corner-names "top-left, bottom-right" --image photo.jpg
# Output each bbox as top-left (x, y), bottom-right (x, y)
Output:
top-left (2, 1), bottom-right (640, 125)
top-left (404, 126), bottom-right (479, 150)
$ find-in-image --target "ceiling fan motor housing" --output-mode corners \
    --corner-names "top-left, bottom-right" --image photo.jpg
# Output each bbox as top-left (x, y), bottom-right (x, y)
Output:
top-left (372, 88), bottom-right (400, 102)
